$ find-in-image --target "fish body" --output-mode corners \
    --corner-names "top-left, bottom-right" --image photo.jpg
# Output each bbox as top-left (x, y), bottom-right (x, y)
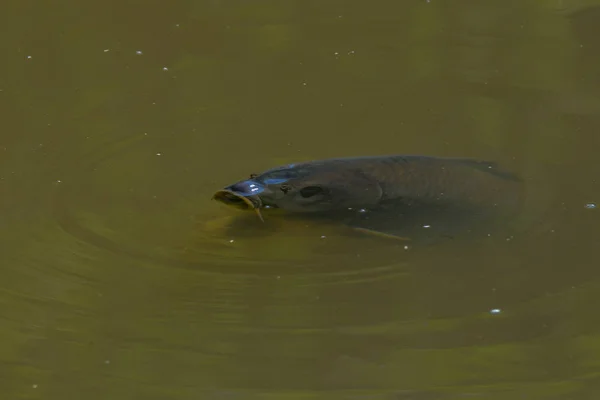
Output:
top-left (213, 155), bottom-right (524, 241)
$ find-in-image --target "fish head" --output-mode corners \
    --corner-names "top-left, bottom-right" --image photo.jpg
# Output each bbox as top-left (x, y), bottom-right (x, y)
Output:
top-left (213, 161), bottom-right (383, 217)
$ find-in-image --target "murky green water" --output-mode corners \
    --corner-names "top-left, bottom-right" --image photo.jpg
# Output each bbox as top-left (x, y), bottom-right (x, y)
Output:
top-left (3, 1), bottom-right (600, 398)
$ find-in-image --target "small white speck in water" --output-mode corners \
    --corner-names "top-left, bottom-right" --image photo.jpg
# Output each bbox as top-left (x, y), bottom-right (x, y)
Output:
top-left (162, 67), bottom-right (169, 71)
top-left (423, 225), bottom-right (431, 228)
top-left (56, 180), bottom-right (62, 183)
top-left (490, 308), bottom-right (502, 314)
top-left (103, 49), bottom-right (110, 52)
top-left (156, 153), bottom-right (162, 156)
top-left (358, 208), bottom-right (367, 213)
top-left (403, 245), bottom-right (409, 250)
top-left (32, 385), bottom-right (38, 389)
top-left (584, 203), bottom-right (597, 209)
top-left (26, 55), bottom-right (32, 59)
top-left (320, 235), bottom-right (326, 239)
top-left (302, 82), bottom-right (307, 86)
top-left (229, 239), bottom-right (234, 243)
top-left (276, 276), bottom-right (280, 279)
top-left (105, 360), bottom-right (110, 364)
top-left (135, 50), bottom-right (143, 55)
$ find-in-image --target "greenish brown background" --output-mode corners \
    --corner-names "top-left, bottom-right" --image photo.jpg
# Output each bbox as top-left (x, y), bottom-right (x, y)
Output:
top-left (2, 0), bottom-right (600, 399)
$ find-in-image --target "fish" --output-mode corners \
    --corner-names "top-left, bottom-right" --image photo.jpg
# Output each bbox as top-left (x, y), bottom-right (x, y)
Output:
top-left (212, 155), bottom-right (525, 242)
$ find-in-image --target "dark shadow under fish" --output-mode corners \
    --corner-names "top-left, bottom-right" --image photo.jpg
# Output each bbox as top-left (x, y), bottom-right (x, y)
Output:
top-left (212, 155), bottom-right (525, 244)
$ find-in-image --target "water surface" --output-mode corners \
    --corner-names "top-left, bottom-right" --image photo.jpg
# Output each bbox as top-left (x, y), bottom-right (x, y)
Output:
top-left (2, 1), bottom-right (600, 399)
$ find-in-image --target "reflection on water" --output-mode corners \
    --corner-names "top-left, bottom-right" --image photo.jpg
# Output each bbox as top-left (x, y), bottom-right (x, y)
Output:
top-left (2, 0), bottom-right (600, 399)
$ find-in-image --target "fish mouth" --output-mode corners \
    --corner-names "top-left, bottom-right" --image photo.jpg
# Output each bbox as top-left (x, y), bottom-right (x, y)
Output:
top-left (212, 189), bottom-right (265, 222)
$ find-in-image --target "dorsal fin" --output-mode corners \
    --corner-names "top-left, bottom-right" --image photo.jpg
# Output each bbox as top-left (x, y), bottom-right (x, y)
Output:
top-left (453, 158), bottom-right (522, 182)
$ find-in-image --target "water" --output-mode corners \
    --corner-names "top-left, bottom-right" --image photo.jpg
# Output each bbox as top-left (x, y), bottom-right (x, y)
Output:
top-left (2, 1), bottom-right (600, 398)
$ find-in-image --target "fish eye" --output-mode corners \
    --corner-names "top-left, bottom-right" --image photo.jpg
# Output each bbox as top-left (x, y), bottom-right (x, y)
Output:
top-left (299, 186), bottom-right (323, 198)
top-left (280, 184), bottom-right (292, 194)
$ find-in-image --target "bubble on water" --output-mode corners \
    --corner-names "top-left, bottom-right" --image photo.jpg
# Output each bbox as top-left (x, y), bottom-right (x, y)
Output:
top-left (584, 203), bottom-right (597, 209)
